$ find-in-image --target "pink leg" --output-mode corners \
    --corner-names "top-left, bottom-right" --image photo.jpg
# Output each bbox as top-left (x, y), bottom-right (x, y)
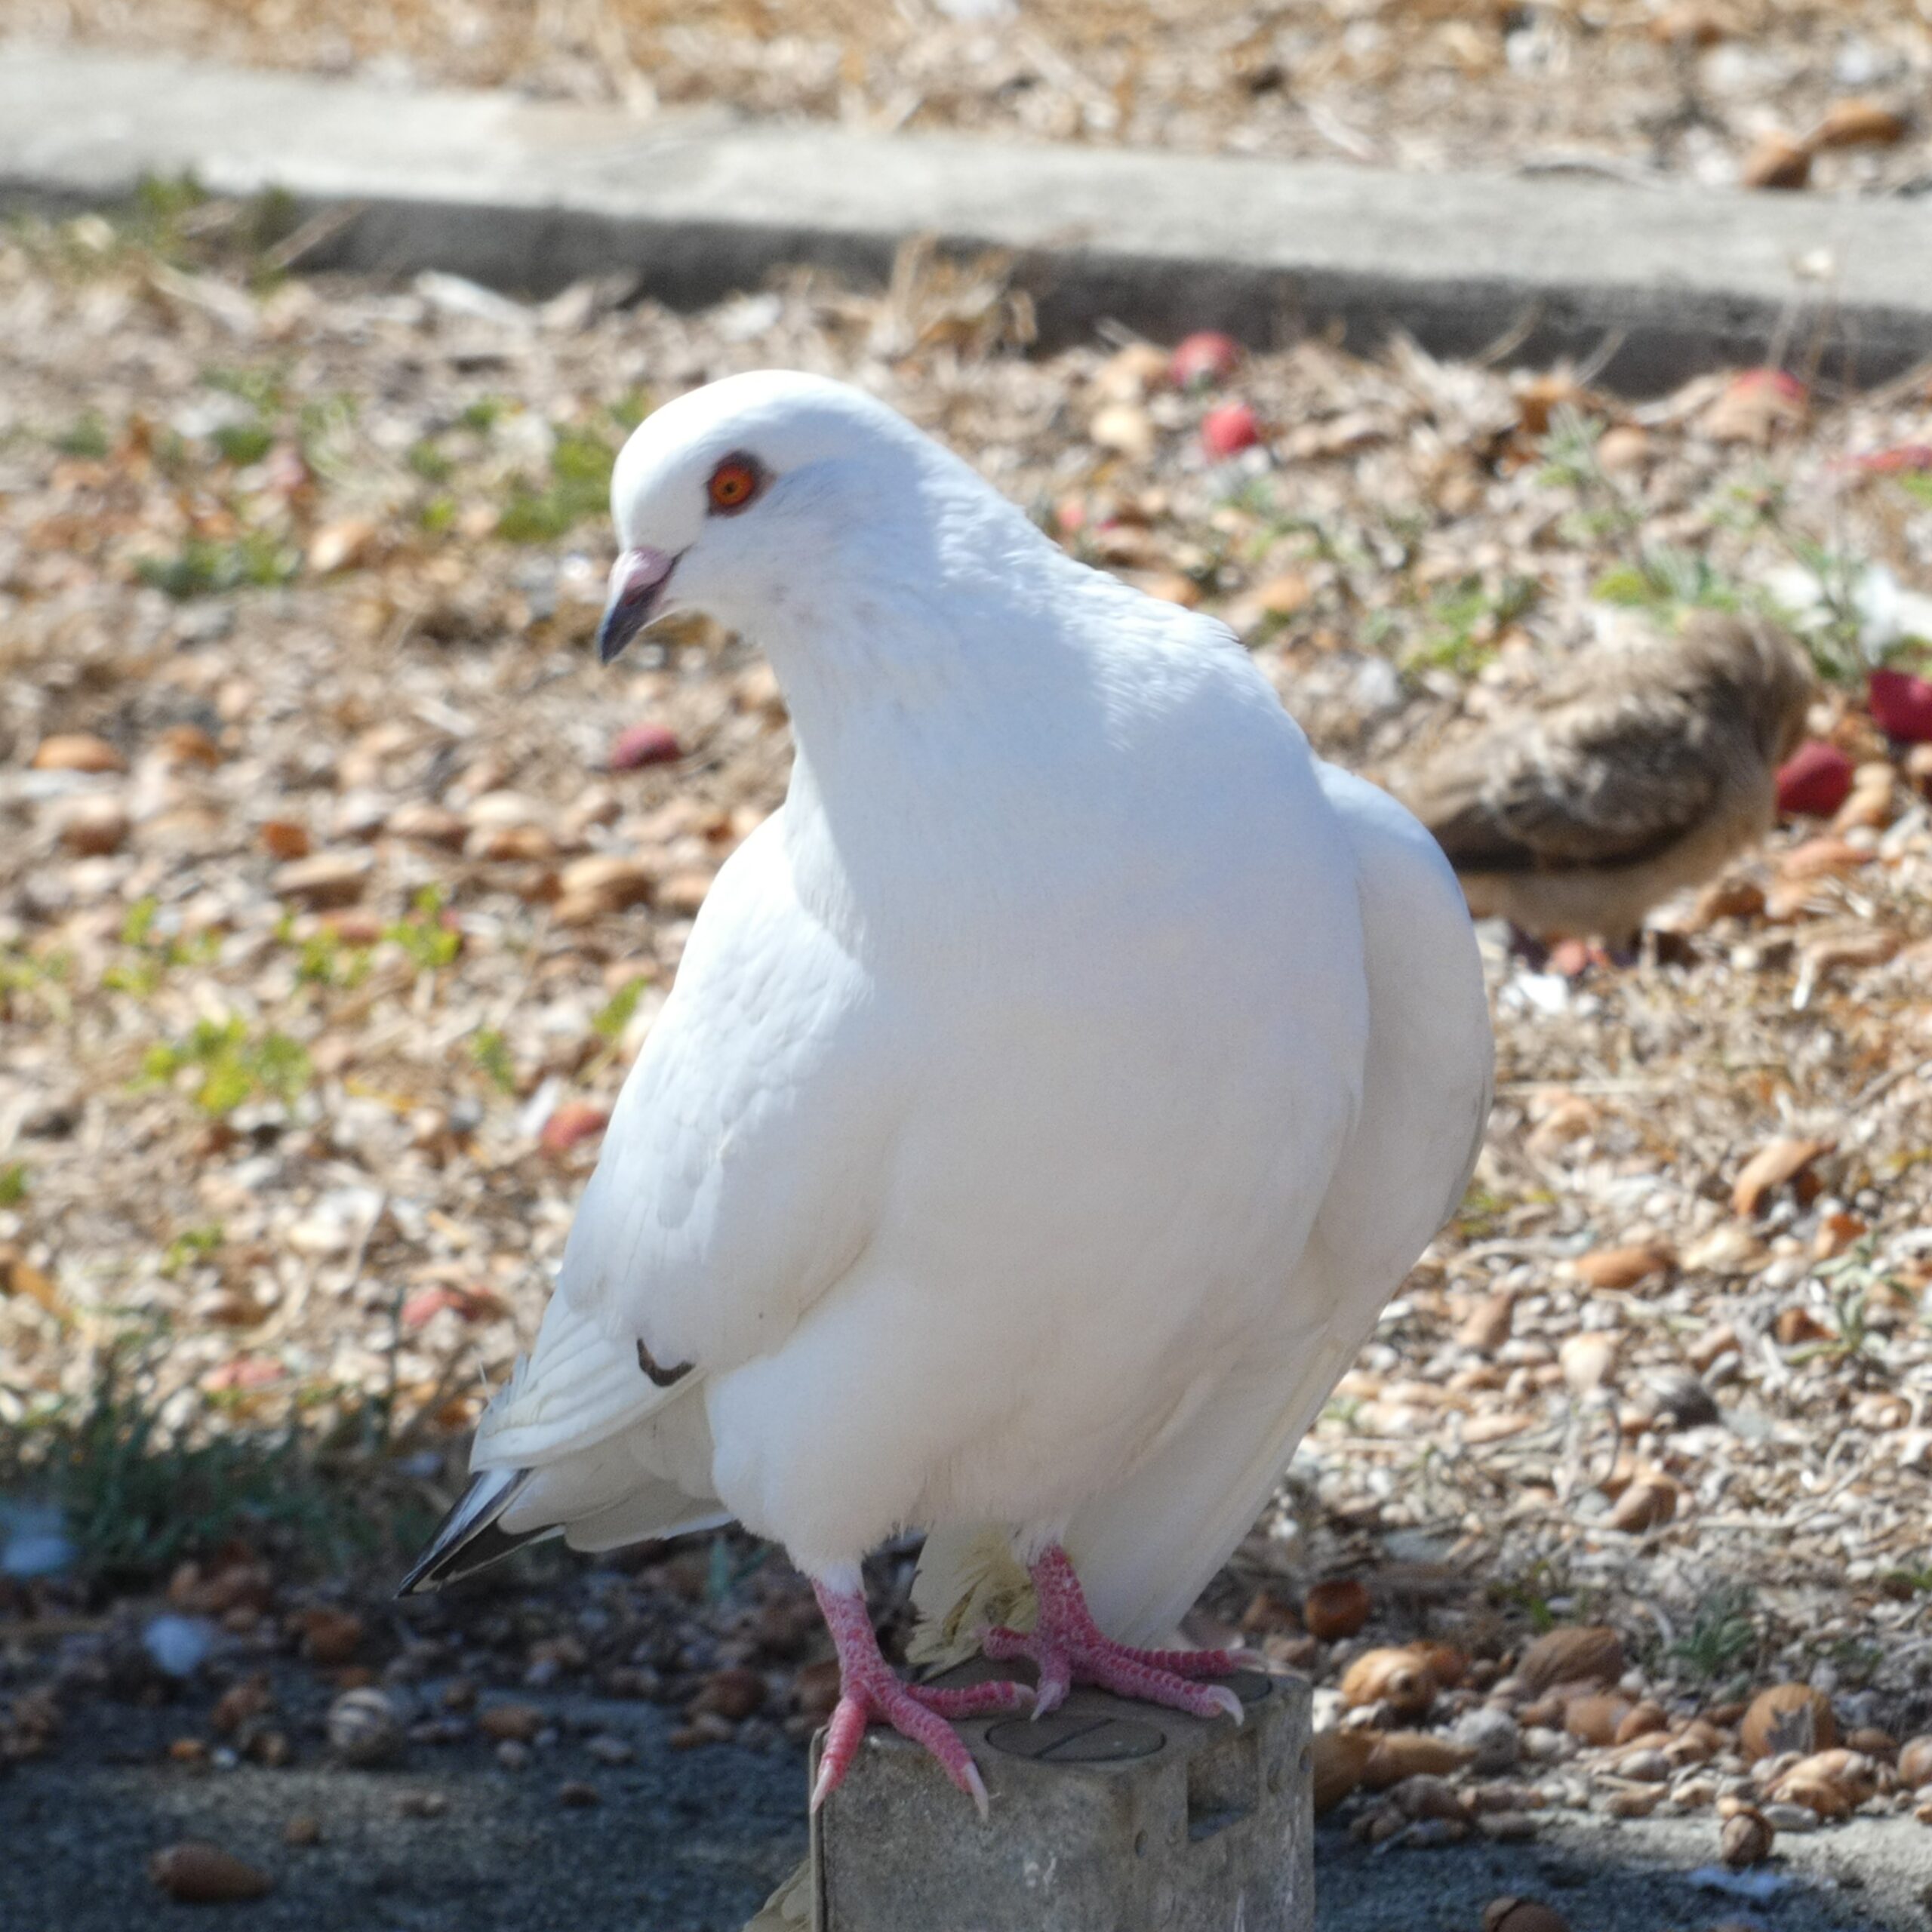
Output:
top-left (810, 1578), bottom-right (1031, 1819)
top-left (982, 1545), bottom-right (1253, 1722)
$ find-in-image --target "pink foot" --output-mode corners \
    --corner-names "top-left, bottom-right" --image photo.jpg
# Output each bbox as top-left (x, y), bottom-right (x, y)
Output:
top-left (983, 1545), bottom-right (1254, 1723)
top-left (809, 1578), bottom-right (1030, 1819)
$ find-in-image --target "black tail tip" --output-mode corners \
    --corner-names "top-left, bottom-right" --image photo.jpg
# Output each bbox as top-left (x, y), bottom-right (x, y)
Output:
top-left (397, 1467), bottom-right (546, 1598)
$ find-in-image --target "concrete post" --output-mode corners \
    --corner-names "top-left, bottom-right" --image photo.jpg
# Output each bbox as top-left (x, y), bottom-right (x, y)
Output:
top-left (808, 1666), bottom-right (1312, 1932)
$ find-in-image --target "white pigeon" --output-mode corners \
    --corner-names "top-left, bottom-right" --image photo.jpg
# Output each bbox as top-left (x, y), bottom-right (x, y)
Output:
top-left (401, 369), bottom-right (1493, 1816)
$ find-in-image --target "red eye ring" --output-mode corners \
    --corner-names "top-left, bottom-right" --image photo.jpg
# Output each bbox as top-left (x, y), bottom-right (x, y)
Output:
top-left (706, 454), bottom-right (764, 515)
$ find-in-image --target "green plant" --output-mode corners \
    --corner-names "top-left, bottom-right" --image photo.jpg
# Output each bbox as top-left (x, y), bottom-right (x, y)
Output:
top-left (470, 1029), bottom-right (518, 1095)
top-left (203, 363), bottom-right (287, 416)
top-left (53, 411), bottom-right (111, 459)
top-left (135, 530), bottom-right (299, 600)
top-left (459, 396), bottom-right (506, 432)
top-left (210, 419), bottom-right (274, 467)
top-left (1540, 406), bottom-right (1745, 625)
top-left (160, 1225), bottom-right (225, 1277)
top-left (1490, 1558), bottom-right (1568, 1633)
top-left (0, 1345), bottom-right (426, 1586)
top-left (1669, 1580), bottom-right (1758, 1683)
top-left (288, 920), bottom-right (371, 989)
top-left (1452, 1182), bottom-right (1510, 1240)
top-left (1785, 1239), bottom-right (1900, 1365)
top-left (1404, 573), bottom-right (1539, 678)
top-left (0, 1162), bottom-right (28, 1207)
top-left (385, 885), bottom-right (462, 973)
top-left (592, 977), bottom-right (650, 1041)
top-left (0, 945), bottom-right (72, 1023)
top-left (496, 423), bottom-right (617, 543)
top-left (102, 898), bottom-right (220, 995)
top-left (407, 438), bottom-right (454, 483)
top-left (126, 172), bottom-right (211, 263)
top-left (142, 1017), bottom-right (312, 1115)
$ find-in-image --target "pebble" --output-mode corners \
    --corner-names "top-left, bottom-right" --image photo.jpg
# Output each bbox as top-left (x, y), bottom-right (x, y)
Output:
top-left (1452, 1706), bottom-right (1521, 1775)
top-left (149, 1842), bottom-right (272, 1903)
top-left (584, 1734), bottom-right (635, 1766)
top-left (1761, 1801), bottom-right (1820, 1832)
top-left (1602, 1788), bottom-right (1660, 1819)
top-left (496, 1740), bottom-right (531, 1770)
top-left (143, 1614), bottom-right (217, 1679)
top-left (1476, 1810), bottom-right (1539, 1841)
top-left (558, 1780), bottom-right (601, 1807)
top-left (327, 1686), bottom-right (405, 1767)
top-left (478, 1703), bottom-right (545, 1743)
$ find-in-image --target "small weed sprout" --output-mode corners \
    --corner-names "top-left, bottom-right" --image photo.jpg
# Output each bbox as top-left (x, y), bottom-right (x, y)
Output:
top-left (1670, 1581), bottom-right (1759, 1684)
top-left (141, 1017), bottom-right (312, 1115)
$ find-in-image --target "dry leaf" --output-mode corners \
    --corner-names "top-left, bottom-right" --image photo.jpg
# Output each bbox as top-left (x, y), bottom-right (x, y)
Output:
top-left (1574, 1242), bottom-right (1673, 1290)
top-left (1515, 1625), bottom-right (1625, 1694)
top-left (1732, 1136), bottom-right (1835, 1217)
top-left (1340, 1647), bottom-right (1437, 1718)
top-left (1740, 131), bottom-right (1813, 189)
top-left (1312, 1728), bottom-right (1378, 1814)
top-left (0, 1244), bottom-right (63, 1316)
top-left (1740, 1683), bottom-right (1838, 1761)
top-left (1812, 99), bottom-right (1906, 148)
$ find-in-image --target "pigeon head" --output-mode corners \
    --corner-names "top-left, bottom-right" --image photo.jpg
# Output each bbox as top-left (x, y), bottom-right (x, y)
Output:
top-left (596, 370), bottom-right (977, 664)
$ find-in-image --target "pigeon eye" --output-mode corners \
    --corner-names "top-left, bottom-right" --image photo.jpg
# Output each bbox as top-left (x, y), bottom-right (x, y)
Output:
top-left (706, 455), bottom-right (764, 515)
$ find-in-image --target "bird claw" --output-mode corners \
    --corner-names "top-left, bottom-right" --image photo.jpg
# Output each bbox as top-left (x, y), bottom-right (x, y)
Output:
top-left (983, 1546), bottom-right (1253, 1725)
top-left (807, 1580), bottom-right (1026, 1816)
top-left (810, 1674), bottom-right (1019, 1816)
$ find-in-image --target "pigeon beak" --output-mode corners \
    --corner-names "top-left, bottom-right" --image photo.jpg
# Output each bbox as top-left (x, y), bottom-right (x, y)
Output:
top-left (597, 546), bottom-right (678, 665)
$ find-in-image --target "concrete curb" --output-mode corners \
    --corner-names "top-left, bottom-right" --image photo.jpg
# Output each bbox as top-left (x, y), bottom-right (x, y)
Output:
top-left (5, 42), bottom-right (1931, 389)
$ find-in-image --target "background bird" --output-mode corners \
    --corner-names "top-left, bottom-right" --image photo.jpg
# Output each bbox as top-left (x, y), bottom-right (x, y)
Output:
top-left (1395, 611), bottom-right (1814, 951)
top-left (401, 370), bottom-right (1493, 1816)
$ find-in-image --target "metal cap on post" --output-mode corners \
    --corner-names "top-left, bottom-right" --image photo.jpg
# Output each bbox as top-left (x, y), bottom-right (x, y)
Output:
top-left (804, 1667), bottom-right (1312, 1932)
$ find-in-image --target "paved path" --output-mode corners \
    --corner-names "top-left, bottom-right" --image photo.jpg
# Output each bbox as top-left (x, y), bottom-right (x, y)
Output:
top-left (3, 42), bottom-right (1930, 386)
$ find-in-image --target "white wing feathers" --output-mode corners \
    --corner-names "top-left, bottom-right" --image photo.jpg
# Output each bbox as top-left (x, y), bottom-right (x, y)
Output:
top-left (472, 815), bottom-right (892, 1501)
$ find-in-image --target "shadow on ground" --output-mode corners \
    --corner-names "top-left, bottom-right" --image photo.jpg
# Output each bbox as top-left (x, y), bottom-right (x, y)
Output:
top-left (0, 1694), bottom-right (805, 1932)
top-left (8, 1687), bottom-right (1929, 1932)
top-left (1315, 1814), bottom-right (1930, 1932)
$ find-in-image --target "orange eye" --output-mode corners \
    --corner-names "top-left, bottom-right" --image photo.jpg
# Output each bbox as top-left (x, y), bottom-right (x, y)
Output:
top-left (706, 455), bottom-right (763, 515)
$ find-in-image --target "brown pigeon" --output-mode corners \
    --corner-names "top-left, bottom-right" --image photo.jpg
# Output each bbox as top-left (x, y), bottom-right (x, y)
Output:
top-left (1397, 611), bottom-right (1814, 946)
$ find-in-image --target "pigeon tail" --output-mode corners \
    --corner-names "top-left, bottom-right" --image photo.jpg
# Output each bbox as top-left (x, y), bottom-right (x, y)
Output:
top-left (398, 1466), bottom-right (553, 1595)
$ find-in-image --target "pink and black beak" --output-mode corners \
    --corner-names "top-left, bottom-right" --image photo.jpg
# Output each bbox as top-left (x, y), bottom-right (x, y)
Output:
top-left (597, 546), bottom-right (679, 664)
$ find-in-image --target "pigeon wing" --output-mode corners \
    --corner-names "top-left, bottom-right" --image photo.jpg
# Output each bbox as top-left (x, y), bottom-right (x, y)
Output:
top-left (473, 813), bottom-right (900, 1475)
top-left (1414, 686), bottom-right (1732, 875)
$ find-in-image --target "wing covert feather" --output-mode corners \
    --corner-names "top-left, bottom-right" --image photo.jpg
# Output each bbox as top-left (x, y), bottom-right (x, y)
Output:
top-left (475, 815), bottom-right (900, 1468)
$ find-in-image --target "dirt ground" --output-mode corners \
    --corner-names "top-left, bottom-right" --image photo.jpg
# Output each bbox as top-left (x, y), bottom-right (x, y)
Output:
top-left (5, 0), bottom-right (1932, 199)
top-left (2, 180), bottom-right (1932, 1925)
top-left (8, 1688), bottom-right (1932, 1930)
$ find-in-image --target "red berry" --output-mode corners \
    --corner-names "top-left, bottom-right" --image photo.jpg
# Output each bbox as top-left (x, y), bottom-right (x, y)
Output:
top-left (1201, 400), bottom-right (1261, 460)
top-left (540, 1101), bottom-right (610, 1154)
top-left (1853, 444), bottom-right (1932, 475)
top-left (610, 722), bottom-right (681, 771)
top-left (1169, 331), bottom-right (1241, 392)
top-left (1774, 740), bottom-right (1854, 817)
top-left (1733, 367), bottom-right (1807, 405)
top-left (1869, 666), bottom-right (1932, 743)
